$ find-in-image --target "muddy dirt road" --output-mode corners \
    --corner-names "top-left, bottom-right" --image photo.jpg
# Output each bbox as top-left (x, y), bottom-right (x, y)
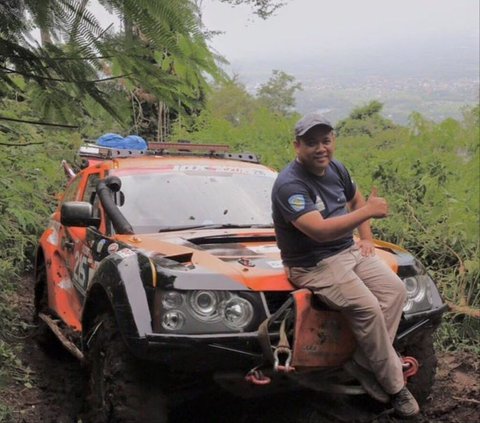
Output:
top-left (2, 277), bottom-right (479, 423)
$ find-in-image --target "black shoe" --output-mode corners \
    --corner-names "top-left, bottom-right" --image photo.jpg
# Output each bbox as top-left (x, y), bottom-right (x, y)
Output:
top-left (343, 360), bottom-right (389, 403)
top-left (391, 387), bottom-right (420, 417)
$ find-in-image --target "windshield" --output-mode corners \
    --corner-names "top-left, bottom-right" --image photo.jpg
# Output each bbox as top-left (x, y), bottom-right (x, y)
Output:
top-left (114, 165), bottom-right (277, 233)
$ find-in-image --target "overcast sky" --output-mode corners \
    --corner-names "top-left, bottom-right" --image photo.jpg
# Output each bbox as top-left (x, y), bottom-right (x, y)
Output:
top-left (200, 0), bottom-right (479, 63)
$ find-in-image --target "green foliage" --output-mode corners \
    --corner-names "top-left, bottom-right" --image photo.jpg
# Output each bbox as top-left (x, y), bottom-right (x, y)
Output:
top-left (172, 77), bottom-right (299, 169)
top-left (0, 339), bottom-right (33, 387)
top-left (0, 404), bottom-right (12, 423)
top-left (336, 107), bottom-right (479, 348)
top-left (199, 77), bottom-right (259, 126)
top-left (256, 70), bottom-right (302, 116)
top-left (0, 98), bottom-right (79, 284)
top-left (336, 100), bottom-right (396, 137)
top-left (0, 94), bottom-right (76, 413)
top-left (1, 0), bottom-right (223, 127)
top-left (435, 315), bottom-right (480, 353)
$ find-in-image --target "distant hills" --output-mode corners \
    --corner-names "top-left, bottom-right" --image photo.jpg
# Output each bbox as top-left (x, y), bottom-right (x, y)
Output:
top-left (230, 33), bottom-right (479, 124)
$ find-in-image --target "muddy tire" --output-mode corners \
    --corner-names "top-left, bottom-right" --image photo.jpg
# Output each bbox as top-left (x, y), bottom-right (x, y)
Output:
top-left (401, 330), bottom-right (437, 405)
top-left (33, 262), bottom-right (60, 352)
top-left (85, 312), bottom-right (168, 423)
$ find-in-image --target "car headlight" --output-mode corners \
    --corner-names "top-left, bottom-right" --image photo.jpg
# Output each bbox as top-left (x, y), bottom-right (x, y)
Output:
top-left (221, 297), bottom-right (254, 330)
top-left (402, 260), bottom-right (434, 314)
top-left (161, 291), bottom-right (184, 309)
top-left (188, 291), bottom-right (224, 322)
top-left (155, 290), bottom-right (258, 333)
top-left (161, 310), bottom-right (186, 331)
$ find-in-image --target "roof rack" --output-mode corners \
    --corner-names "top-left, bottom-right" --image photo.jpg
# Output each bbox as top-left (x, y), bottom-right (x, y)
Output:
top-left (149, 142), bottom-right (230, 153)
top-left (78, 142), bottom-right (260, 163)
top-left (79, 144), bottom-right (147, 159)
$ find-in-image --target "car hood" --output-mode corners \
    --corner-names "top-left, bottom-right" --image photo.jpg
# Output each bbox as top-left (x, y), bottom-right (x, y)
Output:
top-left (114, 229), bottom-right (399, 292)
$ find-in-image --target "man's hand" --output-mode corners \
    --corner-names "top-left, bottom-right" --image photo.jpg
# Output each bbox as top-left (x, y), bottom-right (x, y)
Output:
top-left (357, 239), bottom-right (376, 257)
top-left (365, 187), bottom-right (388, 218)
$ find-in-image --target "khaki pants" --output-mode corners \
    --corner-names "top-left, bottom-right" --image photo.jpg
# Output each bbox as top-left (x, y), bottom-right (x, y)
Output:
top-left (286, 244), bottom-right (406, 394)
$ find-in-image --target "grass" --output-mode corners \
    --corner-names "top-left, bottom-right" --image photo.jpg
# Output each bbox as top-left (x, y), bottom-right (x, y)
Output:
top-left (435, 314), bottom-right (480, 354)
top-left (0, 404), bottom-right (13, 423)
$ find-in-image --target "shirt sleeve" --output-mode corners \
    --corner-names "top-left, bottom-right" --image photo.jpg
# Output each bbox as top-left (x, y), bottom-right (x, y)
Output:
top-left (274, 181), bottom-right (317, 222)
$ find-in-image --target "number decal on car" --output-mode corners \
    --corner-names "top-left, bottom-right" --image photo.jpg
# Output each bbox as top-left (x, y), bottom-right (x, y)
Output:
top-left (73, 250), bottom-right (90, 289)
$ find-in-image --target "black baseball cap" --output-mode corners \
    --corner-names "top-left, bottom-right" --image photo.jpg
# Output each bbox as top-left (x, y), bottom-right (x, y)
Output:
top-left (295, 111), bottom-right (334, 137)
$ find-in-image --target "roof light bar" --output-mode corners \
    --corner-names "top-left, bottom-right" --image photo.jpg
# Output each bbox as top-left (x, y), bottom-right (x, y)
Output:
top-left (148, 142), bottom-right (230, 153)
top-left (77, 142), bottom-right (259, 163)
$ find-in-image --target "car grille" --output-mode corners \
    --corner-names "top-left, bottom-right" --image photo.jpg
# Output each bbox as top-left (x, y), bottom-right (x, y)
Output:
top-left (397, 265), bottom-right (417, 278)
top-left (262, 291), bottom-right (291, 315)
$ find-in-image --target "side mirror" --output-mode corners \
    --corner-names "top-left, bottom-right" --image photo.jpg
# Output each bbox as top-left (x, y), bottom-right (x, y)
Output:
top-left (61, 201), bottom-right (101, 228)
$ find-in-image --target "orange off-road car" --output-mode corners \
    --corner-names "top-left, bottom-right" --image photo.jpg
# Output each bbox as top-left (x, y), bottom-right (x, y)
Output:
top-left (34, 142), bottom-right (447, 422)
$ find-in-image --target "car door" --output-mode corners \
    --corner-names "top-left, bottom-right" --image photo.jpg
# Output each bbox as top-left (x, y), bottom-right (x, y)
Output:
top-left (71, 172), bottom-right (105, 296)
top-left (59, 171), bottom-right (103, 299)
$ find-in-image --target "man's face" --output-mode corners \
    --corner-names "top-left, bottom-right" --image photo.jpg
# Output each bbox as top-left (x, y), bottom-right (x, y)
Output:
top-left (294, 125), bottom-right (336, 175)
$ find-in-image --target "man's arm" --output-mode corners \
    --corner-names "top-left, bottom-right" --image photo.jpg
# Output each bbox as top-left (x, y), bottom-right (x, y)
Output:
top-left (348, 189), bottom-right (376, 256)
top-left (292, 187), bottom-right (387, 244)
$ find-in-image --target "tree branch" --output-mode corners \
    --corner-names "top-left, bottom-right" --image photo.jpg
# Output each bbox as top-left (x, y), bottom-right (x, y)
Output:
top-left (452, 397), bottom-right (480, 405)
top-left (0, 141), bottom-right (44, 147)
top-left (0, 66), bottom-right (131, 83)
top-left (445, 301), bottom-right (480, 318)
top-left (4, 53), bottom-right (116, 61)
top-left (0, 116), bottom-right (78, 128)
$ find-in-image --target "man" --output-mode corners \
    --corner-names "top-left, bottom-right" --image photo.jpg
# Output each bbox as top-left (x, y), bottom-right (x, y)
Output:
top-left (271, 111), bottom-right (419, 417)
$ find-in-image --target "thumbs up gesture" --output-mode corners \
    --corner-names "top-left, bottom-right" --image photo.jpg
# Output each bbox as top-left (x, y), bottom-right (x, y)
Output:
top-left (366, 187), bottom-right (388, 218)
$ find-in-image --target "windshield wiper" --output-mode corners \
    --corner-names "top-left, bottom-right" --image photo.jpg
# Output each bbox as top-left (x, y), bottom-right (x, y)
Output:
top-left (158, 223), bottom-right (273, 233)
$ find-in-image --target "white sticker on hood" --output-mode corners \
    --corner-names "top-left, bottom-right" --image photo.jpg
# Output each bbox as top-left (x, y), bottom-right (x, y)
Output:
top-left (116, 248), bottom-right (135, 259)
top-left (267, 260), bottom-right (283, 269)
top-left (248, 245), bottom-right (280, 254)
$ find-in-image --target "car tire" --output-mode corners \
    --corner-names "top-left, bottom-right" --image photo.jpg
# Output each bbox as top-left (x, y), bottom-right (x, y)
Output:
top-left (33, 262), bottom-right (60, 352)
top-left (401, 330), bottom-right (437, 405)
top-left (85, 312), bottom-right (168, 423)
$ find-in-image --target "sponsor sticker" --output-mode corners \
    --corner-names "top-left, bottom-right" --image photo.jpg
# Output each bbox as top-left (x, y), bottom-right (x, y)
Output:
top-left (59, 278), bottom-right (73, 290)
top-left (174, 165), bottom-right (276, 177)
top-left (96, 239), bottom-right (106, 254)
top-left (47, 229), bottom-right (58, 246)
top-left (107, 243), bottom-right (119, 254)
top-left (288, 194), bottom-right (306, 212)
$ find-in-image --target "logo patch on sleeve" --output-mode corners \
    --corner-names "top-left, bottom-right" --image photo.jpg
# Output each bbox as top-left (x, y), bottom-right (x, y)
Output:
top-left (315, 195), bottom-right (326, 212)
top-left (288, 194), bottom-right (306, 212)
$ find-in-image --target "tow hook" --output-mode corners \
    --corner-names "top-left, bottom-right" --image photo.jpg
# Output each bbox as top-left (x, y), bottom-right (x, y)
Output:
top-left (273, 347), bottom-right (296, 373)
top-left (402, 356), bottom-right (419, 383)
top-left (245, 369), bottom-right (271, 385)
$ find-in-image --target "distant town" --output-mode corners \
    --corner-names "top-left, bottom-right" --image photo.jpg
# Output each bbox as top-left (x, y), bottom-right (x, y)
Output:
top-left (233, 34), bottom-right (479, 124)
top-left (295, 75), bottom-right (479, 124)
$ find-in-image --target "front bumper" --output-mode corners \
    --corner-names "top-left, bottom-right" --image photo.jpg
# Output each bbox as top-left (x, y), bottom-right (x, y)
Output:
top-left (130, 301), bottom-right (449, 372)
top-left (395, 303), bottom-right (449, 348)
top-left (134, 331), bottom-right (265, 372)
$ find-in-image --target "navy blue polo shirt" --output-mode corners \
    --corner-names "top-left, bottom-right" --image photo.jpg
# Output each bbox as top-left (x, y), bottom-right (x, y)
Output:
top-left (272, 159), bottom-right (356, 267)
